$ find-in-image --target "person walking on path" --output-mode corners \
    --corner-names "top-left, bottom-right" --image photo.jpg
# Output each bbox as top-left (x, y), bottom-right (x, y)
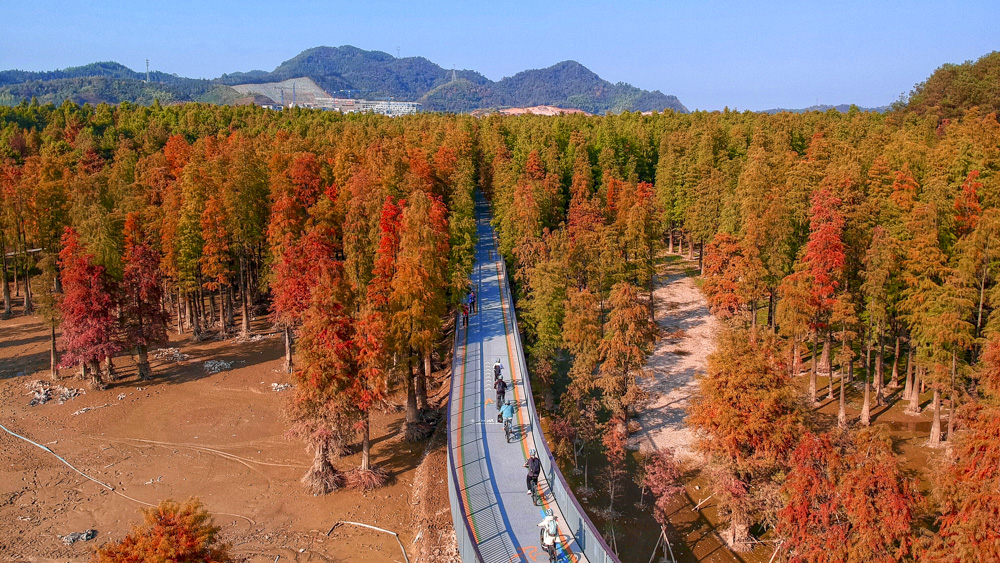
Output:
top-left (461, 304), bottom-right (469, 327)
top-left (469, 290), bottom-right (477, 313)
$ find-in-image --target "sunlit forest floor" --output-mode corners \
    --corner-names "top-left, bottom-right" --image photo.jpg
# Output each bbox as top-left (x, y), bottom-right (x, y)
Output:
top-left (0, 296), bottom-right (457, 562)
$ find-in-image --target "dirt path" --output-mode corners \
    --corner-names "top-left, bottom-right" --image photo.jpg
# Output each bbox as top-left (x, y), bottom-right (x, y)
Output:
top-left (632, 255), bottom-right (717, 462)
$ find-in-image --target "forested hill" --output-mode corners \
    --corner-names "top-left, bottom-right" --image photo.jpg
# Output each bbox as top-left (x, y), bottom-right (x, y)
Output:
top-left (0, 46), bottom-right (688, 114)
top-left (899, 51), bottom-right (1000, 118)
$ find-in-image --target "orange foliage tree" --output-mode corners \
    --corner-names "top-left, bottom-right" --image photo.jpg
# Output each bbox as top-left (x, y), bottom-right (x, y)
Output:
top-left (92, 498), bottom-right (231, 563)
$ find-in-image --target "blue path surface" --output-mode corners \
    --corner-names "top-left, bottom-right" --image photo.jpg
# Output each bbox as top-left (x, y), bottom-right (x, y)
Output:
top-left (449, 194), bottom-right (588, 563)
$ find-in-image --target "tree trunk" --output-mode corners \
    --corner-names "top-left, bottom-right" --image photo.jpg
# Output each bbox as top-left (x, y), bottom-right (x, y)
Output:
top-left (904, 342), bottom-right (914, 398)
top-left (106, 356), bottom-right (116, 380)
top-left (948, 352), bottom-right (957, 443)
top-left (838, 342), bottom-right (847, 428)
top-left (727, 519), bottom-right (751, 553)
top-left (361, 413), bottom-right (371, 472)
top-left (889, 334), bottom-right (901, 388)
top-left (138, 344), bottom-right (151, 380)
top-left (284, 326), bottom-right (293, 373)
top-left (826, 331), bottom-right (834, 400)
top-left (809, 335), bottom-right (818, 405)
top-left (189, 292), bottom-right (202, 339)
top-left (929, 388), bottom-right (942, 447)
top-left (906, 366), bottom-right (922, 415)
top-left (1, 233), bottom-right (11, 318)
top-left (22, 257), bottom-right (33, 315)
top-left (698, 239), bottom-right (704, 275)
top-left (240, 256), bottom-right (251, 336)
top-left (405, 352), bottom-right (419, 425)
top-left (687, 233), bottom-right (694, 260)
top-left (860, 369), bottom-right (871, 426)
top-left (218, 286), bottom-right (227, 336)
top-left (874, 321), bottom-right (885, 406)
top-left (902, 356), bottom-right (914, 402)
top-left (89, 360), bottom-right (104, 389)
top-left (791, 341), bottom-right (801, 377)
top-left (767, 290), bottom-right (776, 329)
top-left (667, 228), bottom-right (674, 253)
top-left (750, 301), bottom-right (757, 328)
top-left (49, 325), bottom-right (58, 380)
top-left (176, 289), bottom-right (184, 334)
top-left (417, 351), bottom-right (430, 411)
top-left (225, 283), bottom-right (234, 329)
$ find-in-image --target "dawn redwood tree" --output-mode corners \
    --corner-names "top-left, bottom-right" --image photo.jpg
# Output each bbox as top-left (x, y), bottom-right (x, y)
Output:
top-left (200, 196), bottom-right (232, 335)
top-left (777, 268), bottom-right (816, 379)
top-left (596, 282), bottom-right (654, 429)
top-left (925, 334), bottom-right (1000, 561)
top-left (57, 227), bottom-right (120, 389)
top-left (35, 254), bottom-right (60, 379)
top-left (702, 233), bottom-right (745, 319)
top-left (121, 214), bottom-right (168, 380)
top-left (861, 227), bottom-right (901, 421)
top-left (92, 498), bottom-right (232, 563)
top-left (777, 428), bottom-right (919, 563)
top-left (643, 448), bottom-right (684, 562)
top-left (524, 230), bottom-right (569, 409)
top-left (803, 186), bottom-right (847, 403)
top-left (688, 327), bottom-right (804, 551)
top-left (391, 190), bottom-right (449, 437)
top-left (287, 263), bottom-right (356, 494)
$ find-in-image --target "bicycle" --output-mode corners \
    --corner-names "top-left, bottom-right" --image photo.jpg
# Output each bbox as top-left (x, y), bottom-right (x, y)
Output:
top-left (530, 480), bottom-right (543, 506)
top-left (504, 417), bottom-right (513, 442)
top-left (539, 527), bottom-right (559, 562)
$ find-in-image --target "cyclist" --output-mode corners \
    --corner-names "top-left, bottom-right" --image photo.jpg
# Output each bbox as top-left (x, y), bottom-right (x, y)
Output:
top-left (493, 359), bottom-right (503, 383)
top-left (538, 509), bottom-right (559, 561)
top-left (494, 376), bottom-right (507, 409)
top-left (500, 399), bottom-right (515, 439)
top-left (524, 448), bottom-right (541, 496)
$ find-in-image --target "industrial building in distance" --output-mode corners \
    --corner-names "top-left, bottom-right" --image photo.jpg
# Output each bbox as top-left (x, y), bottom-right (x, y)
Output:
top-left (232, 77), bottom-right (419, 116)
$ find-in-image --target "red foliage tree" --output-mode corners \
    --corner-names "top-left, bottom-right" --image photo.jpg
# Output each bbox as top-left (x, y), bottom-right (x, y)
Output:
top-left (688, 328), bottom-right (804, 551)
top-left (803, 186), bottom-right (846, 403)
top-left (953, 169), bottom-right (982, 239)
top-left (58, 227), bottom-right (120, 388)
top-left (926, 334), bottom-right (1000, 560)
top-left (121, 214), bottom-right (168, 380)
top-left (92, 498), bottom-right (232, 563)
top-left (777, 429), bottom-right (919, 562)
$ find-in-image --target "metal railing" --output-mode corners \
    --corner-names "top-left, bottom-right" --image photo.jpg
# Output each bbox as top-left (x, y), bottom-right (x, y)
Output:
top-left (495, 246), bottom-right (620, 563)
top-left (447, 311), bottom-right (486, 563)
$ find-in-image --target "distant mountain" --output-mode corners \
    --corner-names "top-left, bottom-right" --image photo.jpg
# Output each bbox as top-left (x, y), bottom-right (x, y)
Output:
top-left (0, 45), bottom-right (688, 114)
top-left (761, 104), bottom-right (889, 114)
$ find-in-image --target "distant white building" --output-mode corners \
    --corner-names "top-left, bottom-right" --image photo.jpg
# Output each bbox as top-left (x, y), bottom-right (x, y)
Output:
top-left (315, 97), bottom-right (420, 116)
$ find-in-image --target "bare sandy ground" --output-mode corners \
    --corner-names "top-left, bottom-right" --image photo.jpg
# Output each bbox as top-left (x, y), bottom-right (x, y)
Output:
top-left (0, 307), bottom-right (455, 562)
top-left (632, 256), bottom-right (717, 462)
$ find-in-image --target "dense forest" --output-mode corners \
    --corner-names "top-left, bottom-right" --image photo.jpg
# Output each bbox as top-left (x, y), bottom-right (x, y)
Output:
top-left (1, 50), bottom-right (998, 560)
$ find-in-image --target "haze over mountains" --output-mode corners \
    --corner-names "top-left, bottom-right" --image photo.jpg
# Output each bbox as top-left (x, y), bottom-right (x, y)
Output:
top-left (0, 45), bottom-right (687, 114)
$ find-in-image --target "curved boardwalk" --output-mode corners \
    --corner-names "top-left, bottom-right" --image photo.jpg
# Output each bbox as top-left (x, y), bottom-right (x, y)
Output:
top-left (447, 195), bottom-right (603, 563)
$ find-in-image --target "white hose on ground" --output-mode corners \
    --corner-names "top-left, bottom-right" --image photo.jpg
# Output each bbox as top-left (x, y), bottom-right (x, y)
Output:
top-left (328, 521), bottom-right (410, 563)
top-left (0, 422), bottom-right (255, 525)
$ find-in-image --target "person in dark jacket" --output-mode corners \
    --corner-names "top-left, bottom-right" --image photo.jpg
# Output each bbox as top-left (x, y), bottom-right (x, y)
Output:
top-left (494, 377), bottom-right (507, 409)
top-left (524, 449), bottom-right (541, 495)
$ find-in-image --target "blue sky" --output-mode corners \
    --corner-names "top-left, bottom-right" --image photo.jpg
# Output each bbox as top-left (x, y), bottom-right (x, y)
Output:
top-left (1, 0), bottom-right (996, 111)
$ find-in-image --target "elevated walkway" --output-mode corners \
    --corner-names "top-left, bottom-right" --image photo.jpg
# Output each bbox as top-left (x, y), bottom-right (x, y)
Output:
top-left (446, 193), bottom-right (619, 563)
